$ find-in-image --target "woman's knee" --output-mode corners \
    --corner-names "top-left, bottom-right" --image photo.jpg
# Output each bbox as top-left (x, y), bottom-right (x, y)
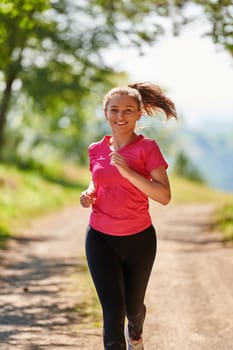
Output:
top-left (104, 306), bottom-right (125, 331)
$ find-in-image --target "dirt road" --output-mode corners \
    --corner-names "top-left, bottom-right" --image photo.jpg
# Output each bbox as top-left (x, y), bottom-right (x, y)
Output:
top-left (0, 203), bottom-right (233, 350)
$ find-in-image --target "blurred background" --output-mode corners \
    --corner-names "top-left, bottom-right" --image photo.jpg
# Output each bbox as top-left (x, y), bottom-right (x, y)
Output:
top-left (0, 0), bottom-right (233, 245)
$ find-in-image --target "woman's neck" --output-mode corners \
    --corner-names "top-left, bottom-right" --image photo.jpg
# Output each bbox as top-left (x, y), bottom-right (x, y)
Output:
top-left (109, 133), bottom-right (138, 151)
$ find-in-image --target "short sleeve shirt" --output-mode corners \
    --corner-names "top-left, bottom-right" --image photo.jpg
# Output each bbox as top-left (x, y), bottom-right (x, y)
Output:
top-left (88, 135), bottom-right (168, 236)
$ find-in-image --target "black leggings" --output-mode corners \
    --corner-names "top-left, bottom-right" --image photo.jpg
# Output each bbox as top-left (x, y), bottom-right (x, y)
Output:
top-left (85, 225), bottom-right (157, 350)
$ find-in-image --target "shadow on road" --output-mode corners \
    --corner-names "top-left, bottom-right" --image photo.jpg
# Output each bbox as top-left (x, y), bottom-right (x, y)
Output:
top-left (0, 234), bottom-right (91, 347)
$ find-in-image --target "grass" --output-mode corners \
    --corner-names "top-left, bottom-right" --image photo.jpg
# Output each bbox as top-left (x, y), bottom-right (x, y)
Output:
top-left (0, 162), bottom-right (90, 248)
top-left (170, 174), bottom-right (233, 241)
top-left (0, 163), bottom-right (232, 248)
top-left (170, 174), bottom-right (231, 204)
top-left (214, 202), bottom-right (233, 241)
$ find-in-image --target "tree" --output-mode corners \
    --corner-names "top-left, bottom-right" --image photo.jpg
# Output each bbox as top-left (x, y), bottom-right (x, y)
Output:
top-left (0, 0), bottom-right (232, 158)
top-left (0, 0), bottom-right (50, 148)
top-left (0, 0), bottom-right (165, 153)
top-left (192, 0), bottom-right (233, 54)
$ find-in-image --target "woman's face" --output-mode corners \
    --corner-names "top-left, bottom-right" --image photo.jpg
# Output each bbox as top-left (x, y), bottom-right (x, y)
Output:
top-left (104, 94), bottom-right (142, 134)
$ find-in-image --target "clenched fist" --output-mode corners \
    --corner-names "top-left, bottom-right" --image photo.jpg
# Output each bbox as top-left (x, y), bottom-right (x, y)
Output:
top-left (80, 190), bottom-right (96, 208)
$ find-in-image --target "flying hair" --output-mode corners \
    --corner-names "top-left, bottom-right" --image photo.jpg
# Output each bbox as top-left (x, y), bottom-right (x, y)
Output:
top-left (103, 82), bottom-right (178, 120)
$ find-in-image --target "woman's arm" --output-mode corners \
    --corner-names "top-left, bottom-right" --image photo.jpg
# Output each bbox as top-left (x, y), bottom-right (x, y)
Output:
top-left (111, 152), bottom-right (171, 205)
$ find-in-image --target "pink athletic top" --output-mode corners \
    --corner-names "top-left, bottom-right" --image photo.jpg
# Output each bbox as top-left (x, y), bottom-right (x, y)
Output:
top-left (88, 135), bottom-right (168, 236)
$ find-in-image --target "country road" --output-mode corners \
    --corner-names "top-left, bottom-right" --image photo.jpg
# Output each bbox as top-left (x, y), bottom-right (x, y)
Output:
top-left (0, 202), bottom-right (233, 350)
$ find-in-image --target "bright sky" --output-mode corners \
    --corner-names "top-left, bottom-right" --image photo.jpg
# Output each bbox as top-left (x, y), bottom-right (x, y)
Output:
top-left (104, 31), bottom-right (233, 127)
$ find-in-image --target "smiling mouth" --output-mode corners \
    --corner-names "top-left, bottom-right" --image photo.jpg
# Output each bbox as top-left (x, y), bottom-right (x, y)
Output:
top-left (115, 121), bottom-right (128, 125)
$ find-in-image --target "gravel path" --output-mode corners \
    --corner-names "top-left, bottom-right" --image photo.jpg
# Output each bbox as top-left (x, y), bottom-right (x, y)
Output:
top-left (0, 202), bottom-right (232, 350)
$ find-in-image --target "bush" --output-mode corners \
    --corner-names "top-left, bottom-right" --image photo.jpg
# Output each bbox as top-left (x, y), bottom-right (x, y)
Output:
top-left (0, 224), bottom-right (11, 249)
top-left (215, 202), bottom-right (233, 240)
top-left (173, 152), bottom-right (205, 183)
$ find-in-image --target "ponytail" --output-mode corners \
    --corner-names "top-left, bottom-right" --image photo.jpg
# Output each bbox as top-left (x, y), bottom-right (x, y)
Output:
top-left (128, 82), bottom-right (178, 120)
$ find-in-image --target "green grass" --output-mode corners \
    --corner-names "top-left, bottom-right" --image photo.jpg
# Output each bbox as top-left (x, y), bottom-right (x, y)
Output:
top-left (214, 202), bottom-right (233, 241)
top-left (170, 174), bottom-right (231, 204)
top-left (1, 164), bottom-right (232, 248)
top-left (0, 162), bottom-right (90, 248)
top-left (170, 174), bottom-right (233, 240)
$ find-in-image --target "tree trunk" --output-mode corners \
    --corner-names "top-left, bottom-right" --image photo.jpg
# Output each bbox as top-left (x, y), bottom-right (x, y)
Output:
top-left (0, 75), bottom-right (15, 151)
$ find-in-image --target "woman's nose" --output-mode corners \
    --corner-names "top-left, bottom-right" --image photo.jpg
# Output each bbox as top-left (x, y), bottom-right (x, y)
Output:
top-left (116, 111), bottom-right (124, 118)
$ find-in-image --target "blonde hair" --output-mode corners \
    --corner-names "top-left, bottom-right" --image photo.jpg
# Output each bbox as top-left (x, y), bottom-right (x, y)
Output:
top-left (103, 82), bottom-right (178, 120)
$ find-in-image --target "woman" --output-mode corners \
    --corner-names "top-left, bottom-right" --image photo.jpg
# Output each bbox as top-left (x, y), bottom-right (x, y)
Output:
top-left (80, 82), bottom-right (177, 350)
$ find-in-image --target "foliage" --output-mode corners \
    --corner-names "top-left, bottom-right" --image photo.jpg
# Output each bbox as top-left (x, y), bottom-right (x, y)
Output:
top-left (0, 223), bottom-right (10, 249)
top-left (215, 202), bottom-right (233, 241)
top-left (0, 0), bottom-right (128, 156)
top-left (0, 0), bottom-right (232, 163)
top-left (173, 151), bottom-right (205, 183)
top-left (193, 0), bottom-right (233, 54)
top-left (168, 122), bottom-right (233, 193)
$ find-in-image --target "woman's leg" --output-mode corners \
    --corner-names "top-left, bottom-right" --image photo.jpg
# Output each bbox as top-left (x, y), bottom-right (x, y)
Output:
top-left (85, 226), bottom-right (126, 350)
top-left (123, 225), bottom-right (157, 340)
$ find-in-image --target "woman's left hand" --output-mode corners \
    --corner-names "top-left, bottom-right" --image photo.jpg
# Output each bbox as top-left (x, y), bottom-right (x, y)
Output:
top-left (110, 151), bottom-right (129, 175)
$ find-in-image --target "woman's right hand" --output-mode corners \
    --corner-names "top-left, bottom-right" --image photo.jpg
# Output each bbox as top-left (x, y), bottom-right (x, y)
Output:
top-left (80, 189), bottom-right (96, 208)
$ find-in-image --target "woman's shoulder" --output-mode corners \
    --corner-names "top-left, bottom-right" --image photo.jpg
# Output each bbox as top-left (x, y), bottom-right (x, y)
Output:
top-left (88, 136), bottom-right (109, 153)
top-left (137, 134), bottom-right (159, 148)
